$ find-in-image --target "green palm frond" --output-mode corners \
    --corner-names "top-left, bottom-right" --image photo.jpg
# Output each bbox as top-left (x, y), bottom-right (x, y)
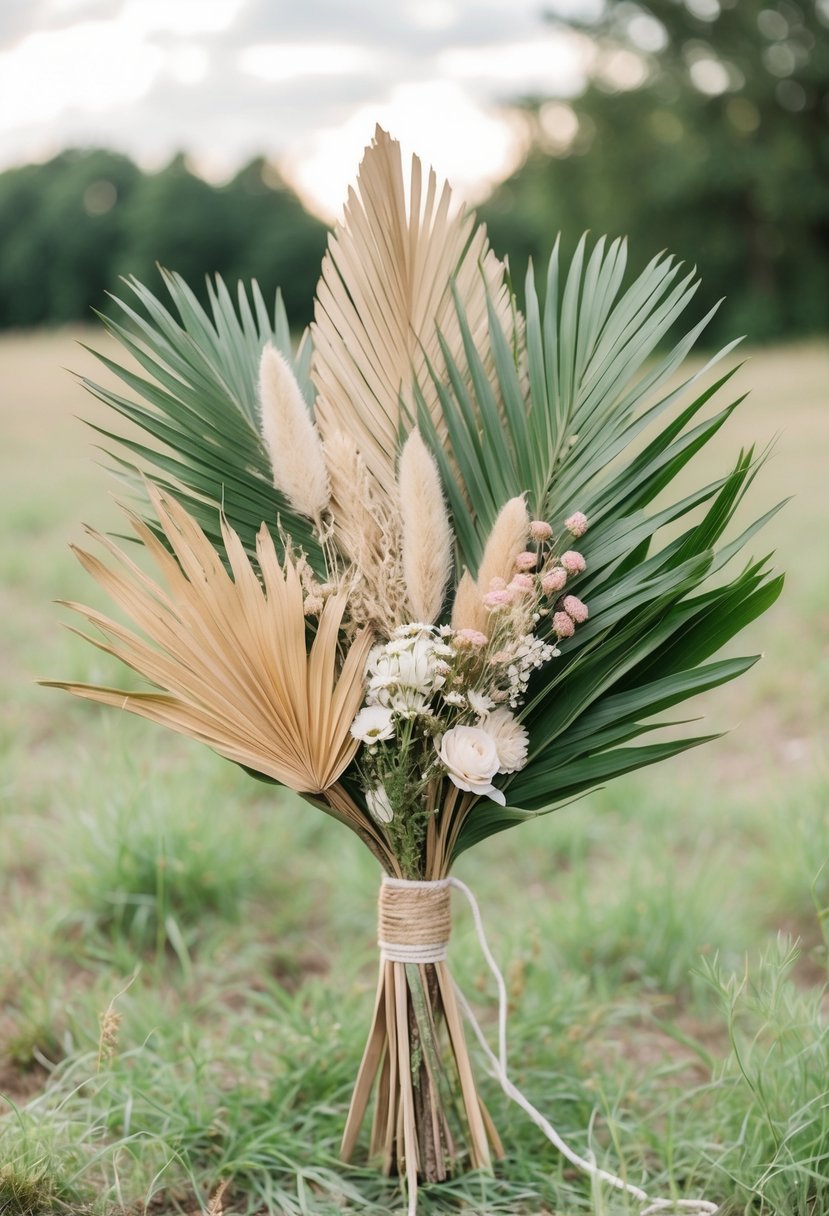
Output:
top-left (416, 236), bottom-right (742, 572)
top-left (82, 268), bottom-right (326, 573)
top-left (428, 236), bottom-right (784, 858)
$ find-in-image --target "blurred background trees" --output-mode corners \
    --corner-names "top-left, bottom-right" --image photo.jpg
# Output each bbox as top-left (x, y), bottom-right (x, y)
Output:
top-left (480, 0), bottom-right (829, 343)
top-left (0, 150), bottom-right (328, 330)
top-left (0, 0), bottom-right (826, 343)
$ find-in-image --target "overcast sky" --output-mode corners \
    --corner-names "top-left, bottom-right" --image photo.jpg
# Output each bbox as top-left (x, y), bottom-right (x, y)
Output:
top-left (0, 0), bottom-right (597, 217)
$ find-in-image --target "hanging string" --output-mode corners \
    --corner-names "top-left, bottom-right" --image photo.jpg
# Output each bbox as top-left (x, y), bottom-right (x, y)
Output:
top-left (376, 874), bottom-right (718, 1216)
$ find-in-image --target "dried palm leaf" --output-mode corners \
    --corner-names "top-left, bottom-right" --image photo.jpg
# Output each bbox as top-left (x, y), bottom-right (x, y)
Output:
top-left (44, 489), bottom-right (373, 794)
top-left (311, 125), bottom-right (517, 499)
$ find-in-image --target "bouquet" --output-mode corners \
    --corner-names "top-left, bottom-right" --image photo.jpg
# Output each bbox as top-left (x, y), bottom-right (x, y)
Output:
top-left (47, 128), bottom-right (782, 1212)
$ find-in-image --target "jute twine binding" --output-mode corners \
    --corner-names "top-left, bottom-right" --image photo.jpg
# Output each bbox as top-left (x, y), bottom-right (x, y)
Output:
top-left (376, 874), bottom-right (717, 1216)
top-left (378, 876), bottom-right (451, 963)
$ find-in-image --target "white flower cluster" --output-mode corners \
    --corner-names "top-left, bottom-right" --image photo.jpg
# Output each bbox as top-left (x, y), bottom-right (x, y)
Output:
top-left (350, 623), bottom-right (536, 821)
top-left (351, 625), bottom-right (455, 746)
top-left (493, 633), bottom-right (559, 708)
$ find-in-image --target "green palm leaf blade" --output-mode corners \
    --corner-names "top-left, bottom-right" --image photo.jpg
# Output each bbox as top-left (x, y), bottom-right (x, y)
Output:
top-left (429, 234), bottom-right (782, 859)
top-left (454, 734), bottom-right (721, 856)
top-left (82, 268), bottom-right (324, 572)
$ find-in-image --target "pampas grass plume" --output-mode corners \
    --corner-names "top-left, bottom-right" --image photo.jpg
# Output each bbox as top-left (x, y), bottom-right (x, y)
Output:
top-left (399, 430), bottom-right (453, 624)
top-left (451, 497), bottom-right (529, 632)
top-left (451, 568), bottom-right (483, 632)
top-left (477, 497), bottom-right (530, 596)
top-left (258, 343), bottom-right (329, 522)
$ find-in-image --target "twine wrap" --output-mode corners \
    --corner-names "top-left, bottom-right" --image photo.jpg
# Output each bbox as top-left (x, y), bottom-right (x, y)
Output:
top-left (378, 876), bottom-right (451, 963)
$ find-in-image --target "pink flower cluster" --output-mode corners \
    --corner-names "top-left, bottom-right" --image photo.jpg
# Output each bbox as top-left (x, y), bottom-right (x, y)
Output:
top-left (481, 515), bottom-right (589, 614)
top-left (565, 511), bottom-right (589, 538)
top-left (541, 568), bottom-right (567, 594)
top-left (530, 520), bottom-right (553, 541)
top-left (455, 628), bottom-right (489, 648)
top-left (561, 550), bottom-right (586, 574)
top-left (553, 595), bottom-right (588, 637)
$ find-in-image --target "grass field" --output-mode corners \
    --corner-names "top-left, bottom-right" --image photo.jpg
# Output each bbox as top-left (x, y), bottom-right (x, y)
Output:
top-left (0, 326), bottom-right (827, 1216)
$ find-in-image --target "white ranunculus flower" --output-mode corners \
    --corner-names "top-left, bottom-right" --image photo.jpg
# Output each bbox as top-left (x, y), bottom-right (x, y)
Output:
top-left (366, 786), bottom-right (394, 824)
top-left (351, 705), bottom-right (395, 744)
top-left (478, 707), bottom-right (529, 773)
top-left (437, 725), bottom-right (505, 805)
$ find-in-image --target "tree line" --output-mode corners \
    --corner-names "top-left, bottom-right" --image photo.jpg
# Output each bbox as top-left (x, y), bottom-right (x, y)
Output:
top-left (1, 0), bottom-right (826, 345)
top-left (0, 149), bottom-right (329, 330)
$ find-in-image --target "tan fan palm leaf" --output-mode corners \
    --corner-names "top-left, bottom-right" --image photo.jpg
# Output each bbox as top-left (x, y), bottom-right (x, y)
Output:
top-left (45, 490), bottom-right (373, 794)
top-left (312, 125), bottom-right (519, 498)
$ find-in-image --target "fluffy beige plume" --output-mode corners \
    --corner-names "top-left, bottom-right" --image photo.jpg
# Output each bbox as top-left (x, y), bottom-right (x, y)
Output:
top-left (312, 126), bottom-right (519, 503)
top-left (450, 569), bottom-right (484, 633)
top-left (258, 343), bottom-right (329, 522)
top-left (325, 430), bottom-right (407, 636)
top-left (451, 497), bottom-right (530, 633)
top-left (44, 489), bottom-right (372, 793)
top-left (398, 430), bottom-right (453, 624)
top-left (477, 497), bottom-right (530, 594)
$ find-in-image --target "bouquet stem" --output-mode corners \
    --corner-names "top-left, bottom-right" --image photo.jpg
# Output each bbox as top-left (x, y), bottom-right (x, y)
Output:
top-left (341, 882), bottom-right (503, 1191)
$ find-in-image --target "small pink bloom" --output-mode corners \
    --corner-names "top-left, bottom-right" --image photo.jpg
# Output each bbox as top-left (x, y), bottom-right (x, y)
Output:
top-left (508, 573), bottom-right (535, 593)
top-left (488, 576), bottom-right (507, 591)
top-left (490, 649), bottom-right (512, 664)
top-left (541, 568), bottom-right (567, 594)
top-left (514, 551), bottom-right (538, 571)
top-left (561, 550), bottom-right (586, 575)
top-left (563, 595), bottom-right (589, 623)
top-left (455, 628), bottom-right (489, 648)
top-left (483, 589), bottom-right (513, 609)
top-left (530, 520), bottom-right (553, 541)
top-left (564, 511), bottom-right (588, 538)
top-left (552, 611), bottom-right (575, 638)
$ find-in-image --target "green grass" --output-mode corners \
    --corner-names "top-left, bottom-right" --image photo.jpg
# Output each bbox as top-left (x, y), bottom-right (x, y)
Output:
top-left (1, 328), bottom-right (828, 1214)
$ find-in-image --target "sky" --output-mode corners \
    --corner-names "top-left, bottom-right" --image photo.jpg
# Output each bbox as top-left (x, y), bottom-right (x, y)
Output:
top-left (0, 0), bottom-right (598, 218)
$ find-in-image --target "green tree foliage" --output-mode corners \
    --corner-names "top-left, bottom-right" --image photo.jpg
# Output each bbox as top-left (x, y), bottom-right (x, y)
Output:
top-left (0, 150), bottom-right (328, 330)
top-left (480, 0), bottom-right (829, 344)
top-left (0, 150), bottom-right (141, 327)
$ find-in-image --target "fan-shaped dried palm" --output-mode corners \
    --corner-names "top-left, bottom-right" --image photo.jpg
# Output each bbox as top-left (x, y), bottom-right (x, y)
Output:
top-left (311, 125), bottom-right (518, 499)
top-left (44, 488), bottom-right (373, 794)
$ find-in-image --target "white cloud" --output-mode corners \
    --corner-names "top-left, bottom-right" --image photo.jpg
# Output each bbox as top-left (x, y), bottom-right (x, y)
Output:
top-left (405, 0), bottom-right (459, 31)
top-left (237, 41), bottom-right (373, 83)
top-left (118, 0), bottom-right (247, 37)
top-left (164, 42), bottom-right (210, 86)
top-left (0, 21), bottom-right (162, 131)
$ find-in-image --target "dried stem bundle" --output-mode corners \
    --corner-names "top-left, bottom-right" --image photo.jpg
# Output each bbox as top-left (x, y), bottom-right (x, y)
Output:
top-left (325, 429), bottom-right (408, 636)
